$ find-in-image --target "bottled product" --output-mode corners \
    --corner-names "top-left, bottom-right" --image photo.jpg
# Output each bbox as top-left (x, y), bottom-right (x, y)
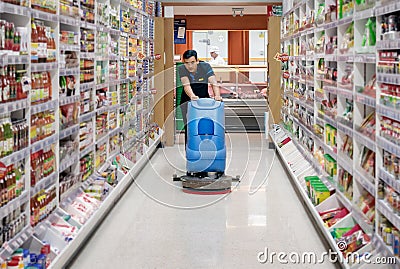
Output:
top-left (30, 147), bottom-right (56, 187)
top-left (31, 19), bottom-right (38, 63)
top-left (30, 186), bottom-right (57, 226)
top-left (30, 111), bottom-right (55, 143)
top-left (31, 71), bottom-right (52, 105)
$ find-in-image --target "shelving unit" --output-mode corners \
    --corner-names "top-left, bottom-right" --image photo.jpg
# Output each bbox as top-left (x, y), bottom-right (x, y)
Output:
top-left (0, 0), bottom-right (162, 267)
top-left (276, 0), bottom-right (400, 267)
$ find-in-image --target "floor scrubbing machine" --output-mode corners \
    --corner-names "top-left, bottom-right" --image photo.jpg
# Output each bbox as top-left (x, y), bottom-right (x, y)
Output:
top-left (173, 98), bottom-right (239, 194)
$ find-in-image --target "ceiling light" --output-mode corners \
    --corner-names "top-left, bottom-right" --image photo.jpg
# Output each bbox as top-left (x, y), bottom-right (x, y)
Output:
top-left (232, 8), bottom-right (244, 17)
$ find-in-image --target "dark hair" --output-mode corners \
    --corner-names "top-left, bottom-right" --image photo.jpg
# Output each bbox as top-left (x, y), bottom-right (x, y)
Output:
top-left (183, 50), bottom-right (197, 60)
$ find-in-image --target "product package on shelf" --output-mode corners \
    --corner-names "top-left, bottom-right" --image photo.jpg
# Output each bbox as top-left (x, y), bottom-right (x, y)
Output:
top-left (60, 0), bottom-right (80, 18)
top-left (59, 75), bottom-right (77, 98)
top-left (377, 215), bottom-right (400, 258)
top-left (31, 0), bottom-right (57, 14)
top-left (80, 0), bottom-right (95, 24)
top-left (0, 161), bottom-right (25, 207)
top-left (359, 146), bottom-right (375, 180)
top-left (338, 168), bottom-right (353, 200)
top-left (80, 153), bottom-right (94, 182)
top-left (30, 185), bottom-right (57, 227)
top-left (31, 19), bottom-right (57, 64)
top-left (60, 102), bottom-right (79, 131)
top-left (30, 145), bottom-right (57, 187)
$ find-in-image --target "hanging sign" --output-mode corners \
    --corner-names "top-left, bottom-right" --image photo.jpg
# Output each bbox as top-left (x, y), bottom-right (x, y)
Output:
top-left (274, 52), bottom-right (289, 62)
top-left (282, 71), bottom-right (290, 79)
top-left (267, 5), bottom-right (283, 16)
top-left (174, 19), bottom-right (186, 44)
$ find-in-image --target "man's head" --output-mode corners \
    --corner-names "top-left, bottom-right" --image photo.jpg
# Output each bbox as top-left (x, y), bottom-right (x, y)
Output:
top-left (183, 50), bottom-right (198, 73)
top-left (209, 46), bottom-right (220, 59)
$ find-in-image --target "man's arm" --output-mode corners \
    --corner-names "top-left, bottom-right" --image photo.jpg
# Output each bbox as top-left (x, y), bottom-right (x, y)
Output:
top-left (181, 76), bottom-right (198, 100)
top-left (208, 75), bottom-right (222, 101)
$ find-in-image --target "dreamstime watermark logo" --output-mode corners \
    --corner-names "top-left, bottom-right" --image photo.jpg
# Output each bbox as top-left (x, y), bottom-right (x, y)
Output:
top-left (257, 245), bottom-right (397, 265)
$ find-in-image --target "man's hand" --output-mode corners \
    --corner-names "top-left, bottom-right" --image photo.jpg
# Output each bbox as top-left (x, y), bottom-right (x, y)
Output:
top-left (190, 95), bottom-right (199, 100)
top-left (214, 95), bottom-right (222, 101)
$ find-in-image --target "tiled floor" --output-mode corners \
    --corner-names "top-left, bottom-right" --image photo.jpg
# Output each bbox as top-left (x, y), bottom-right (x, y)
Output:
top-left (67, 133), bottom-right (338, 269)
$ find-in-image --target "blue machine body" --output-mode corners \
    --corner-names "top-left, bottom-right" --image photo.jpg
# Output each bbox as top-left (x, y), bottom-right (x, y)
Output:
top-left (186, 98), bottom-right (226, 173)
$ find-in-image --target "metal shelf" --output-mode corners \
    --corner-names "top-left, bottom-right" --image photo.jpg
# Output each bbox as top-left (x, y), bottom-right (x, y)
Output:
top-left (337, 122), bottom-right (353, 137)
top-left (31, 9), bottom-right (58, 22)
top-left (375, 1), bottom-right (400, 16)
top-left (80, 82), bottom-right (95, 91)
top-left (31, 62), bottom-right (58, 72)
top-left (0, 99), bottom-right (28, 114)
top-left (353, 7), bottom-right (375, 20)
top-left (337, 15), bottom-right (354, 27)
top-left (96, 133), bottom-right (109, 145)
top-left (80, 21), bottom-right (96, 30)
top-left (377, 200), bottom-right (400, 230)
top-left (0, 54), bottom-right (29, 66)
top-left (31, 133), bottom-right (58, 153)
top-left (60, 95), bottom-right (80, 106)
top-left (355, 93), bottom-right (376, 107)
top-left (59, 155), bottom-right (79, 173)
top-left (59, 44), bottom-right (80, 52)
top-left (0, 147), bottom-right (30, 167)
top-left (79, 111), bottom-right (95, 122)
top-left (0, 190), bottom-right (29, 220)
top-left (379, 168), bottom-right (400, 194)
top-left (30, 172), bottom-right (58, 196)
top-left (60, 67), bottom-right (80, 76)
top-left (354, 168), bottom-right (376, 197)
top-left (377, 73), bottom-right (400, 86)
top-left (31, 100), bottom-right (58, 115)
top-left (0, 2), bottom-right (30, 16)
top-left (377, 136), bottom-right (400, 157)
top-left (353, 131), bottom-right (375, 151)
top-left (79, 144), bottom-right (95, 159)
top-left (353, 53), bottom-right (376, 63)
top-left (377, 40), bottom-right (400, 50)
top-left (336, 87), bottom-right (353, 100)
top-left (377, 104), bottom-right (400, 121)
top-left (351, 206), bottom-right (373, 235)
top-left (0, 226), bottom-right (33, 261)
top-left (59, 15), bottom-right (80, 26)
top-left (338, 154), bottom-right (353, 174)
top-left (59, 124), bottom-right (79, 140)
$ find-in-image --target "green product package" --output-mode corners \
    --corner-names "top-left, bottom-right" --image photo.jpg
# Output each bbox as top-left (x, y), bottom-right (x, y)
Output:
top-left (331, 227), bottom-right (352, 239)
top-left (310, 182), bottom-right (327, 203)
top-left (305, 176), bottom-right (321, 196)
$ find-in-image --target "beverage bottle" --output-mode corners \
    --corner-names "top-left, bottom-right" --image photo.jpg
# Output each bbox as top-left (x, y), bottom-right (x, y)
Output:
top-left (39, 24), bottom-right (47, 63)
top-left (42, 71), bottom-right (48, 102)
top-left (2, 66), bottom-right (9, 102)
top-left (9, 66), bottom-right (16, 101)
top-left (31, 20), bottom-right (38, 63)
top-left (38, 72), bottom-right (44, 103)
top-left (0, 20), bottom-right (5, 51)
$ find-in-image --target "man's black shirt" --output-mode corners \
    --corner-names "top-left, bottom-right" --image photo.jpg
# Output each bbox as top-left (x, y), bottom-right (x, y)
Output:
top-left (178, 61), bottom-right (215, 105)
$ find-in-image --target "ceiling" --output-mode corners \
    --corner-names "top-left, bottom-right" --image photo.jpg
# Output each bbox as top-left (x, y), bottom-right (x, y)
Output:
top-left (173, 6), bottom-right (267, 15)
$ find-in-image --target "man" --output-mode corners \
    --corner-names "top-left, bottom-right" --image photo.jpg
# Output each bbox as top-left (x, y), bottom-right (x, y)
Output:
top-left (178, 49), bottom-right (222, 145)
top-left (209, 46), bottom-right (226, 65)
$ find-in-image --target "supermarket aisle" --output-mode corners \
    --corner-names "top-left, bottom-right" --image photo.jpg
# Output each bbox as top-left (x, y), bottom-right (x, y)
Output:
top-left (67, 133), bottom-right (338, 269)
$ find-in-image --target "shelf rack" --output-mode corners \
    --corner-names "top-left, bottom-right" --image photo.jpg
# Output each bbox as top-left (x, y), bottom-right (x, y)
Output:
top-left (279, 0), bottom-right (400, 267)
top-left (0, 0), bottom-right (161, 267)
